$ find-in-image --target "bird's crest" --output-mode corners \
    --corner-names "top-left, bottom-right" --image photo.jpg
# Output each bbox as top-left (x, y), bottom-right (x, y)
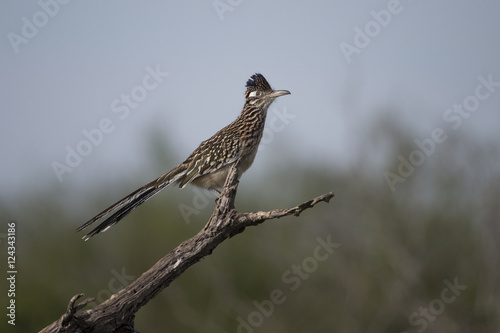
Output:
top-left (245, 73), bottom-right (272, 98)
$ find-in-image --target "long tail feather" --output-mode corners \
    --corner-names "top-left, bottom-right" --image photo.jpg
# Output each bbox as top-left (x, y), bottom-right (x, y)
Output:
top-left (77, 166), bottom-right (185, 240)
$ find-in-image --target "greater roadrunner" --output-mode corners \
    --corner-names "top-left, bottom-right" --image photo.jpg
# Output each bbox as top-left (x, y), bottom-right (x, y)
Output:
top-left (77, 73), bottom-right (290, 240)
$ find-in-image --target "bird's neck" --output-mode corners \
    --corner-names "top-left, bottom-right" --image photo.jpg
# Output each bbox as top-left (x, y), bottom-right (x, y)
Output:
top-left (240, 103), bottom-right (268, 127)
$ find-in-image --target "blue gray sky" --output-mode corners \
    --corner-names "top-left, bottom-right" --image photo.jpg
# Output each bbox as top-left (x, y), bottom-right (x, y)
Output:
top-left (2, 1), bottom-right (500, 199)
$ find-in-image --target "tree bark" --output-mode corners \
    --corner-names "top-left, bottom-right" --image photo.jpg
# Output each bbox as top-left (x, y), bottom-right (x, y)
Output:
top-left (39, 159), bottom-right (334, 332)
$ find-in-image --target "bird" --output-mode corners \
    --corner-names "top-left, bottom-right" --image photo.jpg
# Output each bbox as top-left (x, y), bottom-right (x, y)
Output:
top-left (77, 73), bottom-right (290, 240)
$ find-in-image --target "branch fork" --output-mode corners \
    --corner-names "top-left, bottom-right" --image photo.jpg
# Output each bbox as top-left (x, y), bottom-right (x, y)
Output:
top-left (40, 160), bottom-right (334, 332)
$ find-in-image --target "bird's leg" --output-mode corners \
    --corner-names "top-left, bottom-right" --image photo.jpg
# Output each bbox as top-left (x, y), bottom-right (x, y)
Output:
top-left (207, 188), bottom-right (221, 203)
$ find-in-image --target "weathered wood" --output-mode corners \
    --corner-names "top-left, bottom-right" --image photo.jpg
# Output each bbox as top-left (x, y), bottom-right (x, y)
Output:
top-left (39, 159), bottom-right (334, 332)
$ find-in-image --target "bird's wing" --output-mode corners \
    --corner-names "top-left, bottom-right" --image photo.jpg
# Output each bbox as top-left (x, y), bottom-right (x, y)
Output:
top-left (178, 134), bottom-right (241, 188)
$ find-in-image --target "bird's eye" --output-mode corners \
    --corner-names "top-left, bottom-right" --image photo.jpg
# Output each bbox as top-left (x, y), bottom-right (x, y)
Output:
top-left (249, 91), bottom-right (262, 98)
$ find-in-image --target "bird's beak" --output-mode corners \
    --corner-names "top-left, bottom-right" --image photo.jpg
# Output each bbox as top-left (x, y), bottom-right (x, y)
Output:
top-left (269, 90), bottom-right (291, 98)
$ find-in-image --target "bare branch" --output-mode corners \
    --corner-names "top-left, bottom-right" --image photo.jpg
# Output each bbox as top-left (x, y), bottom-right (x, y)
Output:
top-left (238, 191), bottom-right (334, 224)
top-left (39, 160), bottom-right (334, 332)
top-left (60, 294), bottom-right (94, 327)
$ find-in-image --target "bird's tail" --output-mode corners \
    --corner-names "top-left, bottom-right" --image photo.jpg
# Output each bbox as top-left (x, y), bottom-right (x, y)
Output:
top-left (77, 165), bottom-right (186, 240)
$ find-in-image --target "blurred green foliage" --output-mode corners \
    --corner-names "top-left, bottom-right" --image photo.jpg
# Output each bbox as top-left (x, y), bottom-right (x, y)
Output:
top-left (1, 113), bottom-right (499, 333)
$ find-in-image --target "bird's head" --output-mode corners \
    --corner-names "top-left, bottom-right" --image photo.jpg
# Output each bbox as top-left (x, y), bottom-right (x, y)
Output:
top-left (244, 73), bottom-right (290, 106)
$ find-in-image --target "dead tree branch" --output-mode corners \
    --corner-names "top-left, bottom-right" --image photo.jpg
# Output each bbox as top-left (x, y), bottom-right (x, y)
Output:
top-left (40, 160), bottom-right (334, 332)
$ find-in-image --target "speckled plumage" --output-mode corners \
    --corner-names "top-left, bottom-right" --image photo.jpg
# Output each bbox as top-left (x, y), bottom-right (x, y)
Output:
top-left (77, 73), bottom-right (290, 239)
